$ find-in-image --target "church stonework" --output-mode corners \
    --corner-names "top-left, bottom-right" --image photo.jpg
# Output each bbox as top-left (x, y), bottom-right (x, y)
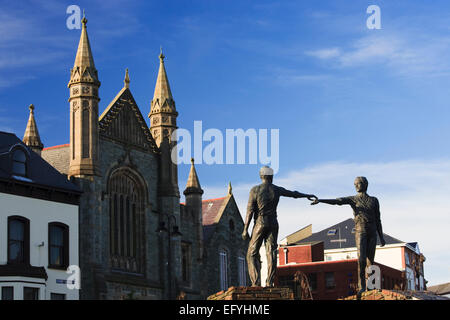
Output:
top-left (38, 16), bottom-right (248, 300)
top-left (68, 16), bottom-right (100, 177)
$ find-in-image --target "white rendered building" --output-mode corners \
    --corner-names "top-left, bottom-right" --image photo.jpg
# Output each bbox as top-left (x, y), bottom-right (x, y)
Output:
top-left (0, 130), bottom-right (81, 300)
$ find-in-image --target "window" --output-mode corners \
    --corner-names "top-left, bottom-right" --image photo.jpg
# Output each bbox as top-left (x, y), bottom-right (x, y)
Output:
top-left (219, 249), bottom-right (228, 291)
top-left (50, 293), bottom-right (66, 300)
top-left (82, 104), bottom-right (90, 158)
top-left (23, 287), bottom-right (39, 300)
top-left (48, 223), bottom-right (69, 268)
top-left (237, 256), bottom-right (247, 286)
top-left (2, 287), bottom-right (14, 300)
top-left (278, 275), bottom-right (295, 292)
top-left (307, 273), bottom-right (318, 291)
top-left (229, 219), bottom-right (235, 232)
top-left (181, 242), bottom-right (191, 285)
top-left (12, 149), bottom-right (27, 176)
top-left (8, 216), bottom-right (30, 264)
top-left (405, 251), bottom-right (410, 266)
top-left (109, 168), bottom-right (145, 274)
top-left (327, 229), bottom-right (337, 236)
top-left (325, 272), bottom-right (336, 289)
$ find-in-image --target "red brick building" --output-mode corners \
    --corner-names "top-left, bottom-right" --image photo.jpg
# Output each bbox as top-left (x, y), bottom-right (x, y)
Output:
top-left (275, 242), bottom-right (404, 300)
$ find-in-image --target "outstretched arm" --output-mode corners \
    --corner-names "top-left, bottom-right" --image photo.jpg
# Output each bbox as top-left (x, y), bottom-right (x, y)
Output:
top-left (311, 197), bottom-right (353, 206)
top-left (278, 186), bottom-right (317, 201)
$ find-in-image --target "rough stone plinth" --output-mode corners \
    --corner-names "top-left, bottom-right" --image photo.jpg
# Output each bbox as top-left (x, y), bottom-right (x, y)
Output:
top-left (207, 286), bottom-right (294, 300)
top-left (340, 289), bottom-right (450, 300)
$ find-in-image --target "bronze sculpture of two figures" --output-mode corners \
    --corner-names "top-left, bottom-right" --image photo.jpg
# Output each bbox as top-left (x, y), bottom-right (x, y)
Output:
top-left (243, 166), bottom-right (386, 297)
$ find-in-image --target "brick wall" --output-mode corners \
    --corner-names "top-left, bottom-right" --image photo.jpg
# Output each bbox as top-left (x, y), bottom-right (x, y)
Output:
top-left (276, 260), bottom-right (403, 300)
top-left (279, 242), bottom-right (324, 265)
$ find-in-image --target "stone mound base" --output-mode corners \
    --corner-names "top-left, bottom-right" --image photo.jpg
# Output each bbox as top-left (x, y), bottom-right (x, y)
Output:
top-left (340, 289), bottom-right (450, 300)
top-left (207, 286), bottom-right (294, 300)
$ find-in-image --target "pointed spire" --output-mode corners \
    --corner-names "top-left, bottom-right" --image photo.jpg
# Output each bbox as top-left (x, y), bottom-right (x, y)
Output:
top-left (183, 158), bottom-right (203, 195)
top-left (228, 182), bottom-right (233, 195)
top-left (150, 49), bottom-right (175, 113)
top-left (23, 104), bottom-right (44, 155)
top-left (69, 12), bottom-right (99, 86)
top-left (124, 68), bottom-right (130, 88)
top-left (159, 46), bottom-right (165, 61)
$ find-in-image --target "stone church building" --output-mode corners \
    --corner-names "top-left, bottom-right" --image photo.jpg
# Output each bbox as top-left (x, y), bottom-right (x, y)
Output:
top-left (21, 16), bottom-right (249, 299)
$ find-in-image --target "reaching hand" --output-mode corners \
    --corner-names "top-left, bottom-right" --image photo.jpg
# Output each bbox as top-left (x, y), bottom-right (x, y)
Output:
top-left (310, 199), bottom-right (319, 205)
top-left (307, 194), bottom-right (318, 202)
top-left (242, 230), bottom-right (249, 241)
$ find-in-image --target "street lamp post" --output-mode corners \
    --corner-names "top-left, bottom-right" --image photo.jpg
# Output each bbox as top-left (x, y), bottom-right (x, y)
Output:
top-left (156, 214), bottom-right (182, 299)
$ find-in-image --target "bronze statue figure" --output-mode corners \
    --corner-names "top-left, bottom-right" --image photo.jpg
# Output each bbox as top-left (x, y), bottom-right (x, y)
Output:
top-left (311, 176), bottom-right (386, 296)
top-left (242, 166), bottom-right (317, 287)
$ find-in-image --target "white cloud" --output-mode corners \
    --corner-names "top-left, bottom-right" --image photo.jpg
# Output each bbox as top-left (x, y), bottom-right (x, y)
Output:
top-left (306, 47), bottom-right (341, 59)
top-left (307, 33), bottom-right (450, 78)
top-left (201, 159), bottom-right (450, 286)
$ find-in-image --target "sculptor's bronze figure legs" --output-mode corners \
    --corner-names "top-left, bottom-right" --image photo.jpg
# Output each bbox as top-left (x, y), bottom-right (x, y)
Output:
top-left (355, 229), bottom-right (377, 292)
top-left (246, 217), bottom-right (279, 287)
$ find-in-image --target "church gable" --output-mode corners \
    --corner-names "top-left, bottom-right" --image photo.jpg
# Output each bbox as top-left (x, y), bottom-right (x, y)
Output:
top-left (218, 195), bottom-right (245, 230)
top-left (99, 88), bottom-right (158, 153)
top-left (202, 194), bottom-right (245, 244)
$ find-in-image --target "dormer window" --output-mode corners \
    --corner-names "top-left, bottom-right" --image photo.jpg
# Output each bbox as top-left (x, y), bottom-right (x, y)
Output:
top-left (12, 149), bottom-right (27, 176)
top-left (327, 229), bottom-right (337, 236)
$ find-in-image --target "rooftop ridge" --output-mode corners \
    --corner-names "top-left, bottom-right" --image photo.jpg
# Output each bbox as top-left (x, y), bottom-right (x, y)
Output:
top-left (202, 196), bottom-right (228, 202)
top-left (42, 143), bottom-right (70, 151)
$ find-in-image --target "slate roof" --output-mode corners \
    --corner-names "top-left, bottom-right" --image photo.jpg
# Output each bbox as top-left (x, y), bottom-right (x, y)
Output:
top-left (295, 218), bottom-right (404, 250)
top-left (41, 144), bottom-right (70, 175)
top-left (202, 196), bottom-right (228, 226)
top-left (427, 282), bottom-right (450, 295)
top-left (0, 132), bottom-right (80, 194)
top-left (0, 264), bottom-right (48, 280)
top-left (202, 196), bottom-right (229, 242)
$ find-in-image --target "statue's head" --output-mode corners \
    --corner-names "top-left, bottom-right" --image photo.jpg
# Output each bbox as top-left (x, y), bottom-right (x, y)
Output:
top-left (354, 176), bottom-right (368, 192)
top-left (260, 166), bottom-right (274, 183)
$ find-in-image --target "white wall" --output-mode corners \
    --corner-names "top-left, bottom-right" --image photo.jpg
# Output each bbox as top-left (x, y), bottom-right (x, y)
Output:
top-left (325, 249), bottom-right (357, 261)
top-left (0, 193), bottom-right (79, 300)
top-left (260, 246), bottom-right (268, 286)
top-left (372, 246), bottom-right (404, 270)
top-left (325, 246), bottom-right (404, 271)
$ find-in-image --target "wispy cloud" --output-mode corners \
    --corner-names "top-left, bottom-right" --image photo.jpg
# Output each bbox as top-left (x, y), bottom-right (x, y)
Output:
top-left (0, 1), bottom-right (143, 90)
top-left (199, 159), bottom-right (450, 286)
top-left (306, 47), bottom-right (341, 59)
top-left (307, 33), bottom-right (450, 77)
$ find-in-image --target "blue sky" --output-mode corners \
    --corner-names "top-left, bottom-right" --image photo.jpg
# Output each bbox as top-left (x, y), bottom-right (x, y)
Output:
top-left (1, 0), bottom-right (450, 285)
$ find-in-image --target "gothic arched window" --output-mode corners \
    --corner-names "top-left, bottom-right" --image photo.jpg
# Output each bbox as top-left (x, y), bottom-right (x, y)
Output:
top-left (108, 168), bottom-right (145, 274)
top-left (219, 248), bottom-right (229, 291)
